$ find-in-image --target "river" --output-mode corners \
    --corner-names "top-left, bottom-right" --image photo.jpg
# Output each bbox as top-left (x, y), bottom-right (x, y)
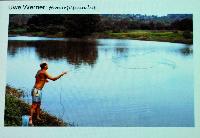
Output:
top-left (7, 36), bottom-right (194, 126)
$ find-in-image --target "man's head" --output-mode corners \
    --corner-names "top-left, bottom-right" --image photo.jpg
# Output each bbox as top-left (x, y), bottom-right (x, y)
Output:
top-left (40, 62), bottom-right (48, 70)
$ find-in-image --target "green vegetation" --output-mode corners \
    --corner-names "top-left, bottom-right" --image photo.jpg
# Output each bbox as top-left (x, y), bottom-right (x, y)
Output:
top-left (5, 85), bottom-right (71, 126)
top-left (9, 28), bottom-right (27, 35)
top-left (9, 14), bottom-right (193, 44)
top-left (95, 30), bottom-right (193, 44)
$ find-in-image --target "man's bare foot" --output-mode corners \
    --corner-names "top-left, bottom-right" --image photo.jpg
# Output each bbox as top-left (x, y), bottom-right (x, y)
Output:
top-left (37, 117), bottom-right (42, 121)
top-left (29, 117), bottom-right (33, 126)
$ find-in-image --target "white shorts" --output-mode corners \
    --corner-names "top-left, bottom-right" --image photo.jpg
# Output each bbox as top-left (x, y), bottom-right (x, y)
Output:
top-left (31, 87), bottom-right (42, 103)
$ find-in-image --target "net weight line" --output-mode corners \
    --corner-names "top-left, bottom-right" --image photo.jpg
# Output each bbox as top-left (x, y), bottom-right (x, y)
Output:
top-left (111, 50), bottom-right (157, 70)
top-left (58, 77), bottom-right (65, 123)
top-left (111, 53), bottom-right (176, 70)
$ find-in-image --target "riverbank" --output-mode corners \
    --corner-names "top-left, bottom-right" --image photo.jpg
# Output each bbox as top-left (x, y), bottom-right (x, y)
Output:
top-left (4, 85), bottom-right (71, 126)
top-left (9, 29), bottom-right (193, 44)
top-left (94, 30), bottom-right (193, 44)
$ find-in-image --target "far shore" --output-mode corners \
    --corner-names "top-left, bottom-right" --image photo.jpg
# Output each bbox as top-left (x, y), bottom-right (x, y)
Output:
top-left (8, 30), bottom-right (193, 44)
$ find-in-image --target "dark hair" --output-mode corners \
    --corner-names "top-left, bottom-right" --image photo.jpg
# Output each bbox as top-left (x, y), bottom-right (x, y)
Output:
top-left (40, 63), bottom-right (47, 69)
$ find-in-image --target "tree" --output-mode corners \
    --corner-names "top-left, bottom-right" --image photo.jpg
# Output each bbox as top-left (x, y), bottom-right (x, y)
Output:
top-left (27, 15), bottom-right (65, 32)
top-left (170, 18), bottom-right (193, 31)
top-left (64, 14), bottom-right (101, 38)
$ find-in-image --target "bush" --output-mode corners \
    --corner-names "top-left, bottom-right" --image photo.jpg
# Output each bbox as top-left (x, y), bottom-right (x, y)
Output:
top-left (183, 31), bottom-right (192, 39)
top-left (27, 24), bottom-right (43, 32)
top-left (64, 15), bottom-right (101, 38)
top-left (173, 30), bottom-right (178, 34)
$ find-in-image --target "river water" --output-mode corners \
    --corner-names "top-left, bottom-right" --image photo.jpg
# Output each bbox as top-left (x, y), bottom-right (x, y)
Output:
top-left (7, 36), bottom-right (194, 126)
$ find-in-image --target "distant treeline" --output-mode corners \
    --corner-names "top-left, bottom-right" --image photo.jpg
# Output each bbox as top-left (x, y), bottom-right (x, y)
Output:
top-left (99, 15), bottom-right (192, 32)
top-left (9, 14), bottom-right (192, 38)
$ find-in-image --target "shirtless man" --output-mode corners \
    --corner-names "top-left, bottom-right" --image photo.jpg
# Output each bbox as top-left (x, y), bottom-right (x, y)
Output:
top-left (29, 62), bottom-right (67, 124)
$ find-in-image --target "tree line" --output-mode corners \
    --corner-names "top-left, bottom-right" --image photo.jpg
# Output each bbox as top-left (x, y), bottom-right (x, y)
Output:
top-left (9, 14), bottom-right (193, 38)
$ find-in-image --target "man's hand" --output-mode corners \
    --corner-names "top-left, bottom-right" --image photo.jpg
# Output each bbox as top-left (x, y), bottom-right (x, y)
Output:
top-left (61, 71), bottom-right (67, 76)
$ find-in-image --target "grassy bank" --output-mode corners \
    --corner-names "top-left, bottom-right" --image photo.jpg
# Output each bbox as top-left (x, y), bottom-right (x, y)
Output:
top-left (94, 30), bottom-right (193, 44)
top-left (4, 85), bottom-right (71, 126)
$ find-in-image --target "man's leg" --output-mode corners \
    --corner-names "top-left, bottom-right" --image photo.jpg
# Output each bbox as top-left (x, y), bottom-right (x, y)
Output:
top-left (36, 104), bottom-right (41, 120)
top-left (30, 107), bottom-right (34, 118)
top-left (29, 103), bottom-right (36, 125)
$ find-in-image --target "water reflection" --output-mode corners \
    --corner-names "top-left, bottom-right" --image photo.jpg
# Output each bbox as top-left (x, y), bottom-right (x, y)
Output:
top-left (115, 47), bottom-right (128, 55)
top-left (180, 47), bottom-right (193, 56)
top-left (8, 40), bottom-right (98, 66)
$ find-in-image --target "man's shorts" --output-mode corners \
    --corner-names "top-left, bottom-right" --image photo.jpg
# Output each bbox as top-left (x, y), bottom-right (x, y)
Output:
top-left (31, 87), bottom-right (42, 104)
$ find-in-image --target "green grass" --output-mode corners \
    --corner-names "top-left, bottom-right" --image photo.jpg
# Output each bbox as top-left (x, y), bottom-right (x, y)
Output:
top-left (103, 30), bottom-right (193, 44)
top-left (4, 94), bottom-right (27, 126)
top-left (9, 28), bottom-right (27, 35)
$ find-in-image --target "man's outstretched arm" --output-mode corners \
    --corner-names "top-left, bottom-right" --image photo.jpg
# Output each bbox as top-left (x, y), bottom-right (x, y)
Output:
top-left (44, 71), bottom-right (67, 81)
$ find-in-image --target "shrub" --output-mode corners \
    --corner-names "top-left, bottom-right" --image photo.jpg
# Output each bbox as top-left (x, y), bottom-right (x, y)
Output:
top-left (183, 31), bottom-right (192, 39)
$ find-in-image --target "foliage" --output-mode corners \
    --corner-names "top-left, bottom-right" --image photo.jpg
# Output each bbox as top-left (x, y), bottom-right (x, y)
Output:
top-left (63, 14), bottom-right (101, 38)
top-left (183, 31), bottom-right (193, 39)
top-left (102, 30), bottom-right (192, 44)
top-left (27, 15), bottom-right (65, 34)
top-left (4, 86), bottom-right (71, 126)
top-left (99, 14), bottom-right (192, 32)
top-left (170, 18), bottom-right (193, 31)
top-left (4, 94), bottom-right (25, 126)
top-left (9, 14), bottom-right (193, 40)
